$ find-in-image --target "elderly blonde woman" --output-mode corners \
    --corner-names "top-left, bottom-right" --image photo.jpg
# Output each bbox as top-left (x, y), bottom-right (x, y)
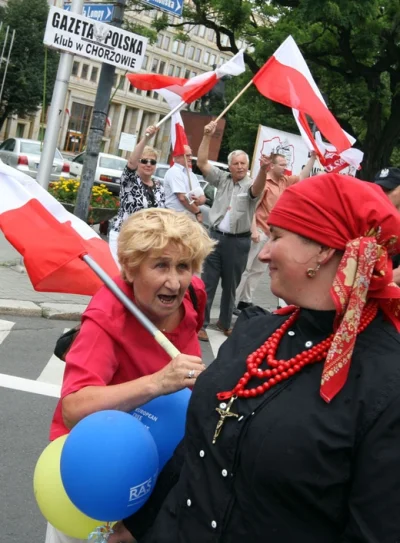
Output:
top-left (45, 208), bottom-right (215, 543)
top-left (109, 125), bottom-right (166, 265)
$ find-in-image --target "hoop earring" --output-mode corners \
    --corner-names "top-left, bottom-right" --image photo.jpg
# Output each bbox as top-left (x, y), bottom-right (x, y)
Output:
top-left (306, 263), bottom-right (320, 278)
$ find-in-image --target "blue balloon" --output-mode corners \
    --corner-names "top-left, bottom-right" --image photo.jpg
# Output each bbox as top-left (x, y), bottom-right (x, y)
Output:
top-left (131, 388), bottom-right (191, 469)
top-left (60, 410), bottom-right (159, 521)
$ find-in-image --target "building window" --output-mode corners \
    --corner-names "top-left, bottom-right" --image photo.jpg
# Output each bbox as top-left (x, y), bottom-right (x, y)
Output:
top-left (172, 40), bottom-right (179, 54)
top-left (193, 25), bottom-right (200, 36)
top-left (142, 55), bottom-right (149, 70)
top-left (146, 90), bottom-right (151, 97)
top-left (151, 58), bottom-right (159, 72)
top-left (175, 66), bottom-right (181, 77)
top-left (159, 61), bottom-right (166, 74)
top-left (81, 64), bottom-right (89, 79)
top-left (136, 88), bottom-right (142, 95)
top-left (198, 26), bottom-right (206, 38)
top-left (72, 61), bottom-right (79, 76)
top-left (163, 36), bottom-right (170, 50)
top-left (113, 73), bottom-right (118, 87)
top-left (168, 64), bottom-right (175, 76)
top-left (210, 54), bottom-right (216, 67)
top-left (204, 51), bottom-right (210, 64)
top-left (188, 45), bottom-right (195, 60)
top-left (195, 48), bottom-right (201, 62)
top-left (90, 67), bottom-right (99, 82)
top-left (16, 123), bottom-right (25, 138)
top-left (207, 28), bottom-right (214, 40)
top-left (118, 75), bottom-right (125, 90)
top-left (153, 91), bottom-right (159, 100)
top-left (178, 42), bottom-right (186, 56)
top-left (191, 71), bottom-right (197, 78)
top-left (156, 34), bottom-right (163, 47)
top-left (184, 69), bottom-right (190, 79)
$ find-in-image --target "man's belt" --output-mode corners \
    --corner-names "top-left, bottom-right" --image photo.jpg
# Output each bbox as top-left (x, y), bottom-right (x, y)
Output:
top-left (212, 228), bottom-right (251, 238)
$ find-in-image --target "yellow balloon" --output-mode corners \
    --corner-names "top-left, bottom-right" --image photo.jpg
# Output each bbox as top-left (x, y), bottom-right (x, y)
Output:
top-left (33, 435), bottom-right (106, 539)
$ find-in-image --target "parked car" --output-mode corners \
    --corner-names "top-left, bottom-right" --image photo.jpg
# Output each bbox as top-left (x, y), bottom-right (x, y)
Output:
top-left (0, 138), bottom-right (70, 181)
top-left (69, 152), bottom-right (128, 195)
top-left (152, 163), bottom-right (170, 185)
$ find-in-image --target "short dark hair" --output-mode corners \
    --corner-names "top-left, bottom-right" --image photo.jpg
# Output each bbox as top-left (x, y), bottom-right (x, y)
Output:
top-left (270, 153), bottom-right (286, 164)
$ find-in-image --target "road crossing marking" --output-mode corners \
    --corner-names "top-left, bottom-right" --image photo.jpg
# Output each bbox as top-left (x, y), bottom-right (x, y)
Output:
top-left (0, 372), bottom-right (60, 398)
top-left (36, 328), bottom-right (69, 386)
top-left (0, 319), bottom-right (15, 346)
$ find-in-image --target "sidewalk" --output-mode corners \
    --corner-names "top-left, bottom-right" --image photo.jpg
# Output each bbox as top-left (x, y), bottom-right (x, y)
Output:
top-left (0, 232), bottom-right (277, 320)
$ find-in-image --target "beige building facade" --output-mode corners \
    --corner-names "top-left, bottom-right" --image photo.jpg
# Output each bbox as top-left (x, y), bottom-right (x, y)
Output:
top-left (0, 0), bottom-right (237, 161)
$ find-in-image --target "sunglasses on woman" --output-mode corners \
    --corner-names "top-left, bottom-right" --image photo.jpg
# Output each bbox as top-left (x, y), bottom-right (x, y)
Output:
top-left (139, 158), bottom-right (157, 165)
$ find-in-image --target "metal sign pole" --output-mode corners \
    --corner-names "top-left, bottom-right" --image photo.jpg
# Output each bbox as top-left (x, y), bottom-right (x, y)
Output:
top-left (36, 0), bottom-right (84, 189)
top-left (73, 0), bottom-right (127, 222)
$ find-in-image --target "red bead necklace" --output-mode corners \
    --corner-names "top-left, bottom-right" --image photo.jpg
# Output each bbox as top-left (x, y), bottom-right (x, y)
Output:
top-left (217, 301), bottom-right (378, 402)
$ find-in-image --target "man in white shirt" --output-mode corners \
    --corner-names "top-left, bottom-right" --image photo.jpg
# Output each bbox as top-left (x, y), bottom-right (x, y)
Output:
top-left (164, 145), bottom-right (206, 222)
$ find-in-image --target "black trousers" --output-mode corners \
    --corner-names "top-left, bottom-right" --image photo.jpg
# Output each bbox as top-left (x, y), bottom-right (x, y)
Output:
top-left (201, 230), bottom-right (251, 329)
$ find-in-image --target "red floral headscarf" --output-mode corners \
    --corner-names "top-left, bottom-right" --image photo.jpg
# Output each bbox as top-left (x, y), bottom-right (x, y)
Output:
top-left (268, 173), bottom-right (400, 402)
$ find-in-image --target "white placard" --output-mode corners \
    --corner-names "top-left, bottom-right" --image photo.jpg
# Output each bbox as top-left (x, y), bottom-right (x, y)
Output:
top-left (44, 6), bottom-right (148, 72)
top-left (251, 124), bottom-right (319, 178)
top-left (119, 132), bottom-right (137, 151)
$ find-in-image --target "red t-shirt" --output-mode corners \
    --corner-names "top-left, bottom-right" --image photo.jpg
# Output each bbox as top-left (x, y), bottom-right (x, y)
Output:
top-left (50, 275), bottom-right (206, 440)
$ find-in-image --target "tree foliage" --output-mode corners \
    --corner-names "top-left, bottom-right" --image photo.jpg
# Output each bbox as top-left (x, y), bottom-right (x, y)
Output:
top-left (126, 0), bottom-right (400, 178)
top-left (0, 0), bottom-right (59, 131)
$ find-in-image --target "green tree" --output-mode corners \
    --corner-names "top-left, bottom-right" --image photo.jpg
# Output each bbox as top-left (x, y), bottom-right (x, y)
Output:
top-left (0, 0), bottom-right (58, 131)
top-left (126, 0), bottom-right (400, 179)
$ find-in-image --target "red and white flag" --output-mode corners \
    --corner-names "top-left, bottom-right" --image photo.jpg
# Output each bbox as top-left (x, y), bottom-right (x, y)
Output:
top-left (158, 88), bottom-right (188, 157)
top-left (253, 36), bottom-right (352, 153)
top-left (126, 50), bottom-right (246, 104)
top-left (0, 163), bottom-right (119, 296)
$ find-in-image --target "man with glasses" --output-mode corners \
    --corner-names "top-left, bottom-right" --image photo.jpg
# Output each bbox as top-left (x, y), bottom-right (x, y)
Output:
top-left (164, 145), bottom-right (206, 222)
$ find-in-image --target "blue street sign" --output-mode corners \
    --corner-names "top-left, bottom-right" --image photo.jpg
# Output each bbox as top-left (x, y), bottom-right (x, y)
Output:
top-left (141, 0), bottom-right (183, 18)
top-left (64, 3), bottom-right (114, 23)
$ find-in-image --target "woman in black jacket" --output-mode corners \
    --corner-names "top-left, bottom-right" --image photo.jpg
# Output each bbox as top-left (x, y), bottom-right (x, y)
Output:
top-left (110, 173), bottom-right (400, 543)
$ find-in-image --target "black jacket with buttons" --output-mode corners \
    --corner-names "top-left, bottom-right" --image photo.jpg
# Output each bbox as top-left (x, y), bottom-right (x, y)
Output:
top-left (124, 307), bottom-right (400, 543)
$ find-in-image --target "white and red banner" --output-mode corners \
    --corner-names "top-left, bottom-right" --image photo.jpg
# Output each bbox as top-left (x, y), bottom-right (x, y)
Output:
top-left (293, 112), bottom-right (363, 173)
top-left (251, 124), bottom-right (312, 179)
top-left (253, 36), bottom-right (352, 154)
top-left (0, 163), bottom-right (118, 296)
top-left (127, 50), bottom-right (245, 104)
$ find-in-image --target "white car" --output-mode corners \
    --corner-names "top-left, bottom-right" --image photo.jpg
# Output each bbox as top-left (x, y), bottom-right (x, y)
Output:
top-left (69, 152), bottom-right (128, 194)
top-left (0, 138), bottom-right (70, 181)
top-left (152, 163), bottom-right (170, 185)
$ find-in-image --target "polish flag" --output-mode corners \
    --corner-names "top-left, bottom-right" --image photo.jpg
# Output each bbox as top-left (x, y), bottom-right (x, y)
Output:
top-left (253, 36), bottom-right (352, 153)
top-left (127, 50), bottom-right (246, 104)
top-left (0, 163), bottom-right (119, 296)
top-left (158, 88), bottom-right (188, 157)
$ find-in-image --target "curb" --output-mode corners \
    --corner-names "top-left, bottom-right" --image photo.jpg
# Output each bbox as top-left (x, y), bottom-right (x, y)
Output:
top-left (0, 300), bottom-right (86, 321)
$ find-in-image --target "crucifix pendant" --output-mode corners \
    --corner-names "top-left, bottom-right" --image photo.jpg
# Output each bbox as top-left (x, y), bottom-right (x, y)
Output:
top-left (212, 395), bottom-right (239, 444)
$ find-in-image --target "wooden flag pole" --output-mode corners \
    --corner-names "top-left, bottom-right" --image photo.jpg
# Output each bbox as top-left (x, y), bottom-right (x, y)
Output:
top-left (183, 154), bottom-right (193, 192)
top-left (214, 79), bottom-right (254, 122)
top-left (145, 100), bottom-right (186, 136)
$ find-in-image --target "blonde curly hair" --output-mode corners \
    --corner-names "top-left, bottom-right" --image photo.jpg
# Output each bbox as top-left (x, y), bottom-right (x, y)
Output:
top-left (118, 208), bottom-right (216, 280)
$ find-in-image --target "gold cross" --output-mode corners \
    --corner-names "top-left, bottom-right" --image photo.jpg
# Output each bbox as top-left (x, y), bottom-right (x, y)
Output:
top-left (212, 396), bottom-right (239, 444)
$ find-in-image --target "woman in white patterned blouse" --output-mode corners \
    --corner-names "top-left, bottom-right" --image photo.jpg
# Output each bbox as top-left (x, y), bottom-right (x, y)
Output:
top-left (109, 125), bottom-right (166, 265)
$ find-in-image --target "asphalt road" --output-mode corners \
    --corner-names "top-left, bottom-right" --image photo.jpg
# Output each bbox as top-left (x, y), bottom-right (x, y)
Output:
top-left (0, 314), bottom-right (220, 541)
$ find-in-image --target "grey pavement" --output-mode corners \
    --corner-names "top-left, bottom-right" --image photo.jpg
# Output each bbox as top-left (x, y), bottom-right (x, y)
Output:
top-left (0, 231), bottom-right (278, 319)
